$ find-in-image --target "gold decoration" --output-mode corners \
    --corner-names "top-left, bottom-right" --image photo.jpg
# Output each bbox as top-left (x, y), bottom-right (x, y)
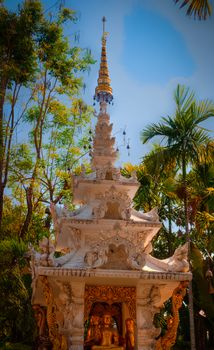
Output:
top-left (41, 276), bottom-right (67, 350)
top-left (94, 18), bottom-right (113, 101)
top-left (125, 318), bottom-right (135, 350)
top-left (32, 304), bottom-right (46, 337)
top-left (84, 285), bottom-right (136, 320)
top-left (155, 281), bottom-right (188, 350)
top-left (32, 304), bottom-right (52, 349)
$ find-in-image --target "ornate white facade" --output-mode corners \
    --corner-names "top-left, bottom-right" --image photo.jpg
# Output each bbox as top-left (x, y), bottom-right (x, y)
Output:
top-left (31, 19), bottom-right (191, 350)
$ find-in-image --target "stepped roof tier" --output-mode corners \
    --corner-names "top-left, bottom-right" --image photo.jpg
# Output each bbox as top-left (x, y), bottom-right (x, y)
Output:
top-left (30, 17), bottom-right (191, 350)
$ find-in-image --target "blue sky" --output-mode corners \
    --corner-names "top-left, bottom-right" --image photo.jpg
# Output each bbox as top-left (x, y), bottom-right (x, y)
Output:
top-left (6, 0), bottom-right (214, 165)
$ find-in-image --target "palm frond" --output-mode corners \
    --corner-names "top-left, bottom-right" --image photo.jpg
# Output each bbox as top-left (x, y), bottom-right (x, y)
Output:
top-left (174, 84), bottom-right (195, 112)
top-left (174, 0), bottom-right (212, 20)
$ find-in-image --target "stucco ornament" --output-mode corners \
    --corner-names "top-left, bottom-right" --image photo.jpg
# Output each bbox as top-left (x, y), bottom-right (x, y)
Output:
top-left (55, 281), bottom-right (73, 331)
top-left (167, 242), bottom-right (189, 272)
top-left (41, 276), bottom-right (67, 350)
top-left (29, 237), bottom-right (56, 267)
top-left (94, 186), bottom-right (132, 220)
top-left (131, 207), bottom-right (160, 222)
top-left (84, 248), bottom-right (108, 268)
top-left (155, 281), bottom-right (188, 350)
top-left (84, 234), bottom-right (147, 270)
top-left (127, 253), bottom-right (146, 270)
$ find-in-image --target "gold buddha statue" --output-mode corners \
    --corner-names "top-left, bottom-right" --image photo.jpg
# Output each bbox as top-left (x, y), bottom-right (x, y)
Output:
top-left (86, 315), bottom-right (102, 346)
top-left (125, 318), bottom-right (135, 350)
top-left (92, 313), bottom-right (123, 350)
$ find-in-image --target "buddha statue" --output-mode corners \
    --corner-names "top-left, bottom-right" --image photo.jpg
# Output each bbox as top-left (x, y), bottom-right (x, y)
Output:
top-left (86, 315), bottom-right (102, 346)
top-left (125, 318), bottom-right (135, 350)
top-left (92, 313), bottom-right (123, 349)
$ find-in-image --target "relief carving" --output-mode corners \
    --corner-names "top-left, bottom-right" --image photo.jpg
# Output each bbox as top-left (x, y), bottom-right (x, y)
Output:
top-left (137, 285), bottom-right (161, 331)
top-left (32, 304), bottom-right (52, 349)
top-left (155, 281), bottom-right (188, 350)
top-left (58, 226), bottom-right (81, 253)
top-left (29, 237), bottom-right (56, 268)
top-left (131, 207), bottom-right (160, 222)
top-left (84, 285), bottom-right (136, 321)
top-left (84, 234), bottom-right (147, 270)
top-left (55, 281), bottom-right (73, 331)
top-left (125, 318), bottom-right (135, 350)
top-left (95, 165), bottom-right (121, 181)
top-left (93, 186), bottom-right (131, 220)
top-left (127, 253), bottom-right (146, 270)
top-left (41, 276), bottom-right (67, 350)
top-left (84, 248), bottom-right (108, 268)
top-left (167, 243), bottom-right (189, 273)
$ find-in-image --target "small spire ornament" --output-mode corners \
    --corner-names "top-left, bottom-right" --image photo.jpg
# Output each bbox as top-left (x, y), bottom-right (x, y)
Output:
top-left (94, 17), bottom-right (113, 104)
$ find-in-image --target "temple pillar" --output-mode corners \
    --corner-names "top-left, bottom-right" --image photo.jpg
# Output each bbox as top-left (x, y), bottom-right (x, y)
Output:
top-left (136, 283), bottom-right (161, 350)
top-left (68, 281), bottom-right (85, 350)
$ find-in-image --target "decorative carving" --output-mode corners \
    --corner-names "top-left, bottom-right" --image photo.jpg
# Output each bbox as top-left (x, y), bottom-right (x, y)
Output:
top-left (57, 226), bottom-right (81, 253)
top-left (137, 284), bottom-right (161, 332)
top-left (100, 101), bottom-right (108, 114)
top-left (93, 186), bottom-right (131, 220)
top-left (52, 201), bottom-right (88, 220)
top-left (155, 281), bottom-right (188, 350)
top-left (127, 252), bottom-right (146, 270)
top-left (55, 281), bottom-right (73, 331)
top-left (32, 304), bottom-right (52, 349)
top-left (131, 207), bottom-right (160, 222)
top-left (93, 202), bottom-right (107, 219)
top-left (167, 243), bottom-right (189, 273)
top-left (84, 248), bottom-right (108, 268)
top-left (84, 285), bottom-right (136, 320)
top-left (96, 165), bottom-right (121, 181)
top-left (29, 237), bottom-right (55, 268)
top-left (125, 318), bottom-right (135, 350)
top-left (41, 276), bottom-right (67, 350)
top-left (33, 304), bottom-right (46, 337)
top-left (84, 234), bottom-right (147, 270)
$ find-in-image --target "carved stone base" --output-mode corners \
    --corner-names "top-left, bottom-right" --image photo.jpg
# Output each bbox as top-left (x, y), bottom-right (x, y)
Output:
top-left (137, 328), bottom-right (159, 350)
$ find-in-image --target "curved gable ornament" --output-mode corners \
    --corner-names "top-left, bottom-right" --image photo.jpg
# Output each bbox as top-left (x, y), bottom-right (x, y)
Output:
top-left (94, 186), bottom-right (132, 220)
top-left (84, 235), bottom-right (146, 270)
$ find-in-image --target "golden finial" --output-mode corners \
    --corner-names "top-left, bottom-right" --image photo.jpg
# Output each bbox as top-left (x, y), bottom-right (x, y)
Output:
top-left (94, 17), bottom-right (113, 104)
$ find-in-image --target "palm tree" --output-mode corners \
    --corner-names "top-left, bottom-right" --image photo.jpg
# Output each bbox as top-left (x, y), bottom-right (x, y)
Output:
top-left (141, 84), bottom-right (214, 350)
top-left (174, 0), bottom-right (212, 20)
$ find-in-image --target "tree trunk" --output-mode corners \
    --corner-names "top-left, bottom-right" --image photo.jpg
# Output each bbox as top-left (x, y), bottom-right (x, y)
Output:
top-left (167, 197), bottom-right (173, 256)
top-left (182, 154), bottom-right (196, 350)
top-left (19, 185), bottom-right (33, 239)
top-left (0, 186), bottom-right (4, 232)
top-left (0, 77), bottom-right (7, 229)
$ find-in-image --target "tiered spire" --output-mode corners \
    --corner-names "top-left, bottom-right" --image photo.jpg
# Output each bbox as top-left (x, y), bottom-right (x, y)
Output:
top-left (94, 17), bottom-right (113, 104)
top-left (92, 17), bottom-right (117, 172)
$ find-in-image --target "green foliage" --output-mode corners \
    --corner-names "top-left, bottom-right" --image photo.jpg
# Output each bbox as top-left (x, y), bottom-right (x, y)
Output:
top-left (139, 84), bottom-right (214, 348)
top-left (0, 0), bottom-right (42, 84)
top-left (0, 239), bottom-right (35, 345)
top-left (141, 85), bottom-right (214, 176)
top-left (0, 0), bottom-right (95, 348)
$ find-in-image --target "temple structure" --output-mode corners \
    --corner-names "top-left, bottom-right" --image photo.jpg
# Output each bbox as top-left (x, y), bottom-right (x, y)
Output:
top-left (31, 18), bottom-right (191, 350)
